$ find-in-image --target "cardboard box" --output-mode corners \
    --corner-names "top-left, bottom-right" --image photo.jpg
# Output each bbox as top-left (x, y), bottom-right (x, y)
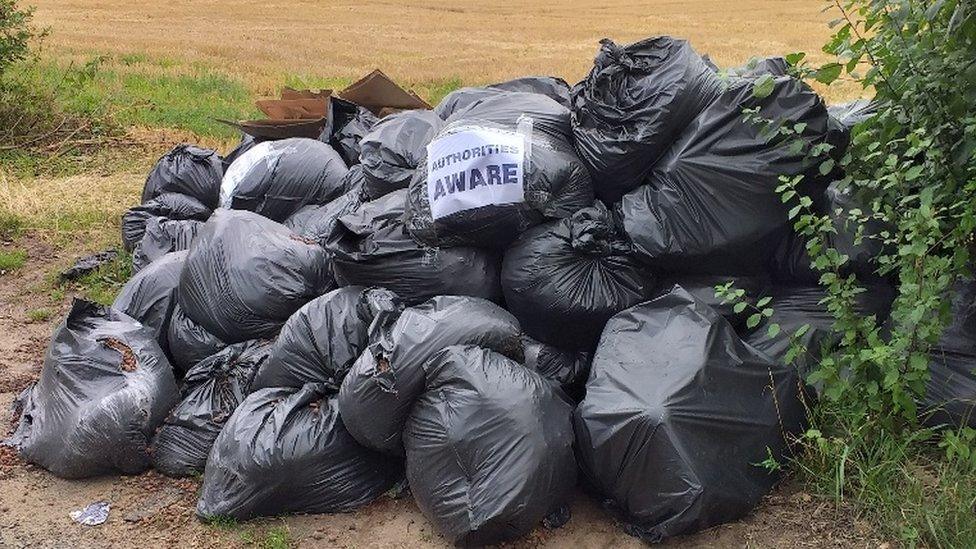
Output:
top-left (339, 69), bottom-right (430, 116)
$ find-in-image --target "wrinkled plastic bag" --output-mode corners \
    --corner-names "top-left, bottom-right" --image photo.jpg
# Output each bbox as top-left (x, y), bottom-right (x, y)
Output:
top-left (826, 99), bottom-right (878, 156)
top-left (4, 300), bottom-right (179, 478)
top-left (770, 182), bottom-right (890, 284)
top-left (434, 76), bottom-right (571, 119)
top-left (179, 209), bottom-right (334, 343)
top-left (143, 144), bottom-right (223, 210)
top-left (571, 36), bottom-right (722, 203)
top-left (132, 217), bottom-right (201, 273)
top-left (360, 110), bottom-right (444, 200)
top-left (152, 339), bottom-right (272, 477)
top-left (339, 296), bottom-right (523, 455)
top-left (487, 76), bottom-right (571, 107)
top-left (617, 75), bottom-right (830, 274)
top-left (404, 345), bottom-right (576, 546)
top-left (745, 284), bottom-right (894, 381)
top-left (328, 189), bottom-right (502, 305)
top-left (121, 193), bottom-right (211, 252)
top-left (219, 138), bottom-right (349, 222)
top-left (284, 182), bottom-right (366, 249)
top-left (502, 202), bottom-right (657, 352)
top-left (166, 304), bottom-right (228, 376)
top-left (59, 249), bottom-right (119, 282)
top-left (332, 106), bottom-right (379, 166)
top-left (726, 56), bottom-right (790, 78)
top-left (406, 92), bottom-right (594, 248)
top-left (921, 279), bottom-right (976, 429)
top-left (658, 274), bottom-right (770, 333)
top-left (250, 287), bottom-right (403, 392)
top-left (196, 383), bottom-right (403, 520)
top-left (521, 335), bottom-right (591, 402)
top-left (113, 250), bottom-right (187, 349)
top-left (574, 286), bottom-right (806, 542)
top-left (221, 134), bottom-right (258, 173)
top-left (70, 501), bottom-right (111, 526)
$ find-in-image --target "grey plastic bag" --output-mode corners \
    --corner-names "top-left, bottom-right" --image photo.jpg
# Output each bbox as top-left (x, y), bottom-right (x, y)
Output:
top-left (338, 296), bottom-right (523, 455)
top-left (152, 339), bottom-right (272, 477)
top-left (196, 383), bottom-right (402, 521)
top-left (404, 345), bottom-right (576, 546)
top-left (250, 287), bottom-right (403, 392)
top-left (5, 300), bottom-right (179, 479)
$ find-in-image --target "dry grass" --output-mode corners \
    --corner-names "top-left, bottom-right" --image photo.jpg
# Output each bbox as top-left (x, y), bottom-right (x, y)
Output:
top-left (33, 0), bottom-right (862, 102)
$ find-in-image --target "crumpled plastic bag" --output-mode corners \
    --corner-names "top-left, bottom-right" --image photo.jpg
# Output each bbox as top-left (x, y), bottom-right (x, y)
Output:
top-left (5, 300), bottom-right (179, 479)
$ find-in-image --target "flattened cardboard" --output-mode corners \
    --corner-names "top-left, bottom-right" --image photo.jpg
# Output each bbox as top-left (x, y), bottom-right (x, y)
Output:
top-left (339, 69), bottom-right (430, 115)
top-left (217, 117), bottom-right (327, 140)
top-left (256, 98), bottom-right (329, 119)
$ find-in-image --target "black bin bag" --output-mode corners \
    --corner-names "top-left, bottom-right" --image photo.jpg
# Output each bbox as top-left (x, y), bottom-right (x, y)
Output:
top-left (405, 92), bottom-right (594, 249)
top-left (152, 339), bottom-right (272, 477)
top-left (434, 87), bottom-right (505, 120)
top-left (502, 201), bottom-right (657, 352)
top-left (726, 56), bottom-right (790, 78)
top-left (250, 287), bottom-right (403, 392)
top-left (4, 300), bottom-right (179, 479)
top-left (331, 106), bottom-right (379, 166)
top-left (826, 99), bottom-right (878, 156)
top-left (284, 182), bottom-right (366, 249)
top-left (521, 334), bottom-right (592, 402)
top-left (658, 274), bottom-right (770, 333)
top-left (338, 296), bottom-right (523, 456)
top-left (617, 75), bottom-right (831, 274)
top-left (770, 181), bottom-right (891, 284)
top-left (132, 217), bottom-right (202, 273)
top-left (360, 109), bottom-right (444, 200)
top-left (921, 279), bottom-right (976, 429)
top-left (178, 209), bottom-right (334, 343)
top-left (142, 144), bottom-right (223, 210)
top-left (219, 137), bottom-right (349, 222)
top-left (570, 36), bottom-right (723, 203)
top-left (121, 192), bottom-right (211, 252)
top-left (196, 383), bottom-right (403, 521)
top-left (573, 286), bottom-right (807, 542)
top-left (434, 76), bottom-right (572, 120)
top-left (328, 189), bottom-right (502, 305)
top-left (167, 304), bottom-right (228, 376)
top-left (112, 250), bottom-right (187, 349)
top-left (221, 133), bottom-right (257, 173)
top-left (745, 284), bottom-right (894, 388)
top-left (404, 345), bottom-right (577, 546)
top-left (487, 76), bottom-right (572, 107)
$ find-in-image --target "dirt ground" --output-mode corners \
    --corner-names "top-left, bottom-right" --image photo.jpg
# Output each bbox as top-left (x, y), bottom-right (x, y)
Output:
top-left (0, 207), bottom-right (885, 548)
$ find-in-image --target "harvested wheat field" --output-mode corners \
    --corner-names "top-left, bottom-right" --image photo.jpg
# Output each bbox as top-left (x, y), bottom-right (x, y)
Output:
top-left (34, 0), bottom-right (860, 101)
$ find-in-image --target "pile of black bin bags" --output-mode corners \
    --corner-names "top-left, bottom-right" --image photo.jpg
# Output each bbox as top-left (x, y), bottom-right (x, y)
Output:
top-left (9, 34), bottom-right (973, 546)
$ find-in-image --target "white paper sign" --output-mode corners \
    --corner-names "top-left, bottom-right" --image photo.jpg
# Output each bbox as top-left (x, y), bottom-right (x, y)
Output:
top-left (425, 128), bottom-right (525, 220)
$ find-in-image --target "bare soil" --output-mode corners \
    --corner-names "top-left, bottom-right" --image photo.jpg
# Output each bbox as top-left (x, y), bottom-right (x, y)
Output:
top-left (0, 232), bottom-right (887, 548)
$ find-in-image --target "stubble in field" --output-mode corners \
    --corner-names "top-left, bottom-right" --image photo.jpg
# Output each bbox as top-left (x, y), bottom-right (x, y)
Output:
top-left (34, 0), bottom-right (860, 101)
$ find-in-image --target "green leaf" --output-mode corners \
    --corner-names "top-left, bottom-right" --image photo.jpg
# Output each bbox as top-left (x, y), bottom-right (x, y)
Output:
top-left (756, 296), bottom-right (772, 308)
top-left (785, 52), bottom-right (806, 66)
top-left (904, 164), bottom-right (924, 181)
top-left (733, 301), bottom-right (747, 314)
top-left (815, 63), bottom-right (843, 85)
top-left (767, 323), bottom-right (781, 338)
top-left (746, 313), bottom-right (762, 329)
top-left (819, 158), bottom-right (836, 176)
top-left (752, 74), bottom-right (775, 99)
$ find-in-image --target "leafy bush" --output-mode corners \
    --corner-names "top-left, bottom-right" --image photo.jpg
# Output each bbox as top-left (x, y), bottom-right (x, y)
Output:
top-left (0, 0), bottom-right (42, 80)
top-left (739, 1), bottom-right (976, 544)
